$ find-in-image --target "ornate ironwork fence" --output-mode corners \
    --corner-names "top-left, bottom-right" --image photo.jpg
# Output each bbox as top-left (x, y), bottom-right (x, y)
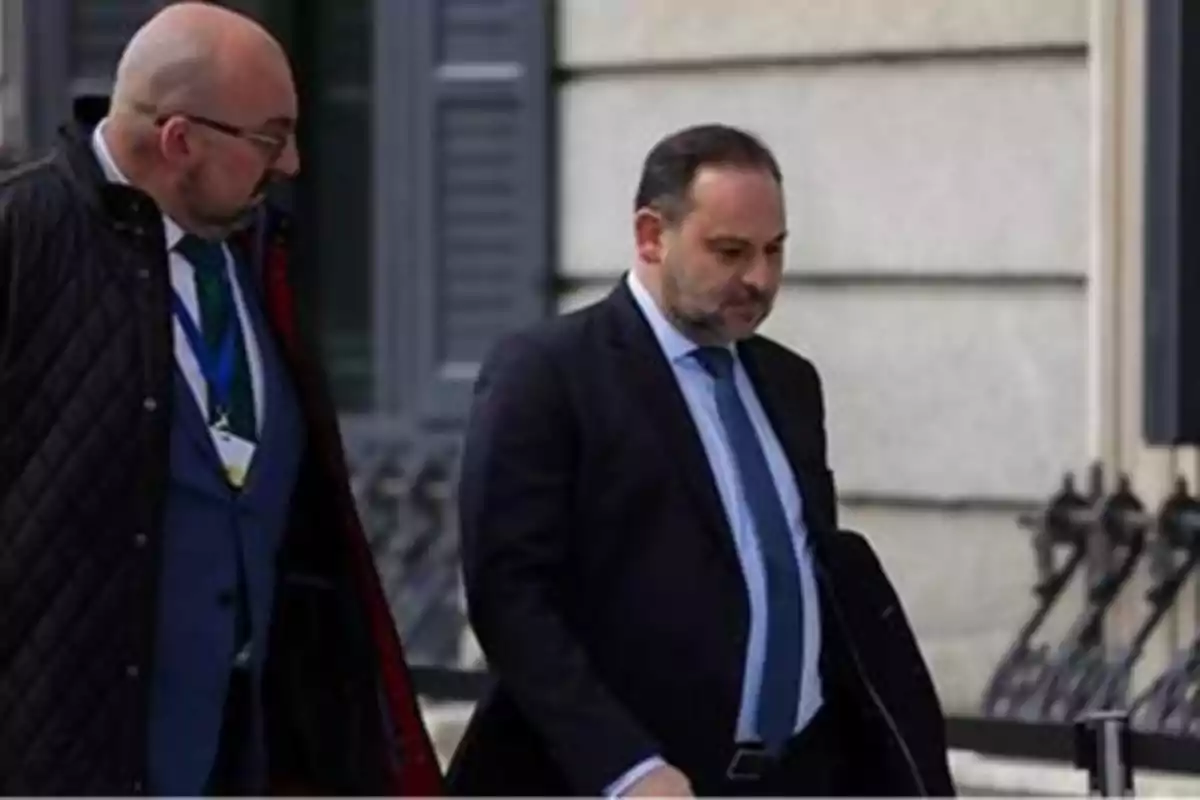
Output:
top-left (343, 423), bottom-right (475, 669)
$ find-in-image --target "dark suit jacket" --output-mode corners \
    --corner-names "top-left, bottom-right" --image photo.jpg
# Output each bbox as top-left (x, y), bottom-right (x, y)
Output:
top-left (448, 281), bottom-right (955, 796)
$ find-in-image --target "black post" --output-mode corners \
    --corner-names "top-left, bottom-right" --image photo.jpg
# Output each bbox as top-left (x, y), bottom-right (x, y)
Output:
top-left (1074, 710), bottom-right (1134, 796)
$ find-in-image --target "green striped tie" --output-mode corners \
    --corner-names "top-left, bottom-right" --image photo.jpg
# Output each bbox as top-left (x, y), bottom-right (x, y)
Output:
top-left (175, 234), bottom-right (257, 442)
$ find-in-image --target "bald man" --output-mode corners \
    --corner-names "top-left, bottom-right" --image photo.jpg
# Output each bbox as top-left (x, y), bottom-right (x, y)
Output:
top-left (0, 4), bottom-right (442, 796)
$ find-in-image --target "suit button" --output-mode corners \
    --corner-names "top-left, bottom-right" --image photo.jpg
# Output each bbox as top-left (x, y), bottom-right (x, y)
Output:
top-left (143, 397), bottom-right (158, 412)
top-left (136, 268), bottom-right (150, 280)
top-left (131, 779), bottom-right (144, 794)
top-left (125, 664), bottom-right (141, 679)
top-left (133, 532), bottom-right (148, 548)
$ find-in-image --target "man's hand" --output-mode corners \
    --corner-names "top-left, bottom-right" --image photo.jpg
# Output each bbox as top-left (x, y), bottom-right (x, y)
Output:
top-left (623, 764), bottom-right (693, 797)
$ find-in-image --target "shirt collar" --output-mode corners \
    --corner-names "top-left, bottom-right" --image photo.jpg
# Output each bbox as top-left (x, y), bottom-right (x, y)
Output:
top-left (91, 119), bottom-right (185, 249)
top-left (625, 270), bottom-right (735, 366)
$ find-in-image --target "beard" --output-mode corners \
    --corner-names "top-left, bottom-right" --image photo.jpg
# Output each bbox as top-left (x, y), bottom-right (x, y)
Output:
top-left (181, 167), bottom-right (270, 236)
top-left (661, 259), bottom-right (771, 345)
top-left (661, 266), bottom-right (725, 344)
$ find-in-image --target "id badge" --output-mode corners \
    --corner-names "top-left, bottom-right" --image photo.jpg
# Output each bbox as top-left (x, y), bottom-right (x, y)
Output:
top-left (213, 427), bottom-right (256, 488)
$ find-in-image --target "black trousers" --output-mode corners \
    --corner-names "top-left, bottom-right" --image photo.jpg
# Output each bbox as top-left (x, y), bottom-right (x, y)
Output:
top-left (204, 670), bottom-right (254, 796)
top-left (708, 705), bottom-right (845, 797)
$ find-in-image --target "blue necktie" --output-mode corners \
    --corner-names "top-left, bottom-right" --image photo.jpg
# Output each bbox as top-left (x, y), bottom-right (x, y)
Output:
top-left (694, 346), bottom-right (803, 753)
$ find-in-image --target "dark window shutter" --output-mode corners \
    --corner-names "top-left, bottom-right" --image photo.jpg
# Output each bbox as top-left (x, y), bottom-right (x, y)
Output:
top-left (25, 0), bottom-right (168, 149)
top-left (1144, 0), bottom-right (1200, 444)
top-left (378, 0), bottom-right (553, 424)
top-left (67, 0), bottom-right (168, 97)
top-left (292, 0), bottom-right (376, 411)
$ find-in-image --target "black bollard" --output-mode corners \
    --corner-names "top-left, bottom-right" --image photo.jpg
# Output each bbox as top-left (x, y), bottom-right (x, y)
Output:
top-left (1074, 709), bottom-right (1134, 796)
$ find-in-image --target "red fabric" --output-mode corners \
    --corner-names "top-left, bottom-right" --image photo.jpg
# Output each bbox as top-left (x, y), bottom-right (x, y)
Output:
top-left (343, 506), bottom-right (447, 796)
top-left (258, 224), bottom-right (445, 796)
top-left (263, 237), bottom-right (296, 346)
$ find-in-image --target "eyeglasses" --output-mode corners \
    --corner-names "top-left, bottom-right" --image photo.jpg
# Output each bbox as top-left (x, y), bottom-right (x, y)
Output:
top-left (146, 107), bottom-right (291, 161)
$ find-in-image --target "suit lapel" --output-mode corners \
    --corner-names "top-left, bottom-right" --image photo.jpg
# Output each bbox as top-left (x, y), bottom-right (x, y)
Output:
top-left (229, 253), bottom-right (283, 499)
top-left (738, 341), bottom-right (837, 539)
top-left (605, 282), bottom-right (742, 569)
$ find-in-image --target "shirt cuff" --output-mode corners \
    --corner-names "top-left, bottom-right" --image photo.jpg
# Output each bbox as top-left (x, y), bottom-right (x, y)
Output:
top-left (604, 755), bottom-right (666, 797)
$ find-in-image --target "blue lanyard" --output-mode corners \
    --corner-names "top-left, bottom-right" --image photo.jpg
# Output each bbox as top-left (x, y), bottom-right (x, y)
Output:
top-left (171, 289), bottom-right (239, 421)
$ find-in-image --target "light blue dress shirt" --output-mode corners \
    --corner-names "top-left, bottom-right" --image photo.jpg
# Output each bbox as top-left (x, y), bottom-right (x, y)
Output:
top-left (605, 271), bottom-right (823, 796)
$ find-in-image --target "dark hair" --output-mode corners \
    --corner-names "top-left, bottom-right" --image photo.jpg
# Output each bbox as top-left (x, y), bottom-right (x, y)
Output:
top-left (634, 123), bottom-right (782, 221)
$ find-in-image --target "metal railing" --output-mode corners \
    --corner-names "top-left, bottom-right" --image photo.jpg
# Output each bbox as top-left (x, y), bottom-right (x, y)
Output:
top-left (341, 436), bottom-right (1200, 791)
top-left (344, 426), bottom-right (469, 668)
top-left (982, 465), bottom-right (1200, 733)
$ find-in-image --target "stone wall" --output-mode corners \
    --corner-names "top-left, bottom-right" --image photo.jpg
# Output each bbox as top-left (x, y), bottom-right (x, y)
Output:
top-left (555, 0), bottom-right (1092, 713)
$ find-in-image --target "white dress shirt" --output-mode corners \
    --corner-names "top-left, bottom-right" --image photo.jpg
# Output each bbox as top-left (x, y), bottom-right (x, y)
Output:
top-left (91, 121), bottom-right (266, 449)
top-left (605, 270), bottom-right (824, 796)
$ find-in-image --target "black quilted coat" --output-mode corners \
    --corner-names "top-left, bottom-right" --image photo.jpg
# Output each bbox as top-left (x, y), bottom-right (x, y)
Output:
top-left (0, 115), bottom-right (445, 795)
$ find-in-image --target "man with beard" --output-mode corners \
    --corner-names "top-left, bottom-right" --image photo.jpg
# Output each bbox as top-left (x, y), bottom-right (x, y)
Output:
top-left (448, 124), bottom-right (956, 796)
top-left (0, 3), bottom-right (442, 795)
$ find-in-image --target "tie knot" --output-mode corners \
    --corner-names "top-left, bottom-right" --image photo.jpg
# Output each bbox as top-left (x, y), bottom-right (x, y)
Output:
top-left (175, 233), bottom-right (226, 272)
top-left (693, 346), bottom-right (735, 380)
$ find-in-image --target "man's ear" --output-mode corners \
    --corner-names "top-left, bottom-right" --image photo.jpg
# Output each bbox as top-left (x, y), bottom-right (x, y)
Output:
top-left (158, 116), bottom-right (193, 164)
top-left (634, 207), bottom-right (668, 267)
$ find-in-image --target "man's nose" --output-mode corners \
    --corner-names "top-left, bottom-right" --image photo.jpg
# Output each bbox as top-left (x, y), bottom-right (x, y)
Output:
top-left (274, 134), bottom-right (301, 178)
top-left (744, 254), bottom-right (778, 291)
